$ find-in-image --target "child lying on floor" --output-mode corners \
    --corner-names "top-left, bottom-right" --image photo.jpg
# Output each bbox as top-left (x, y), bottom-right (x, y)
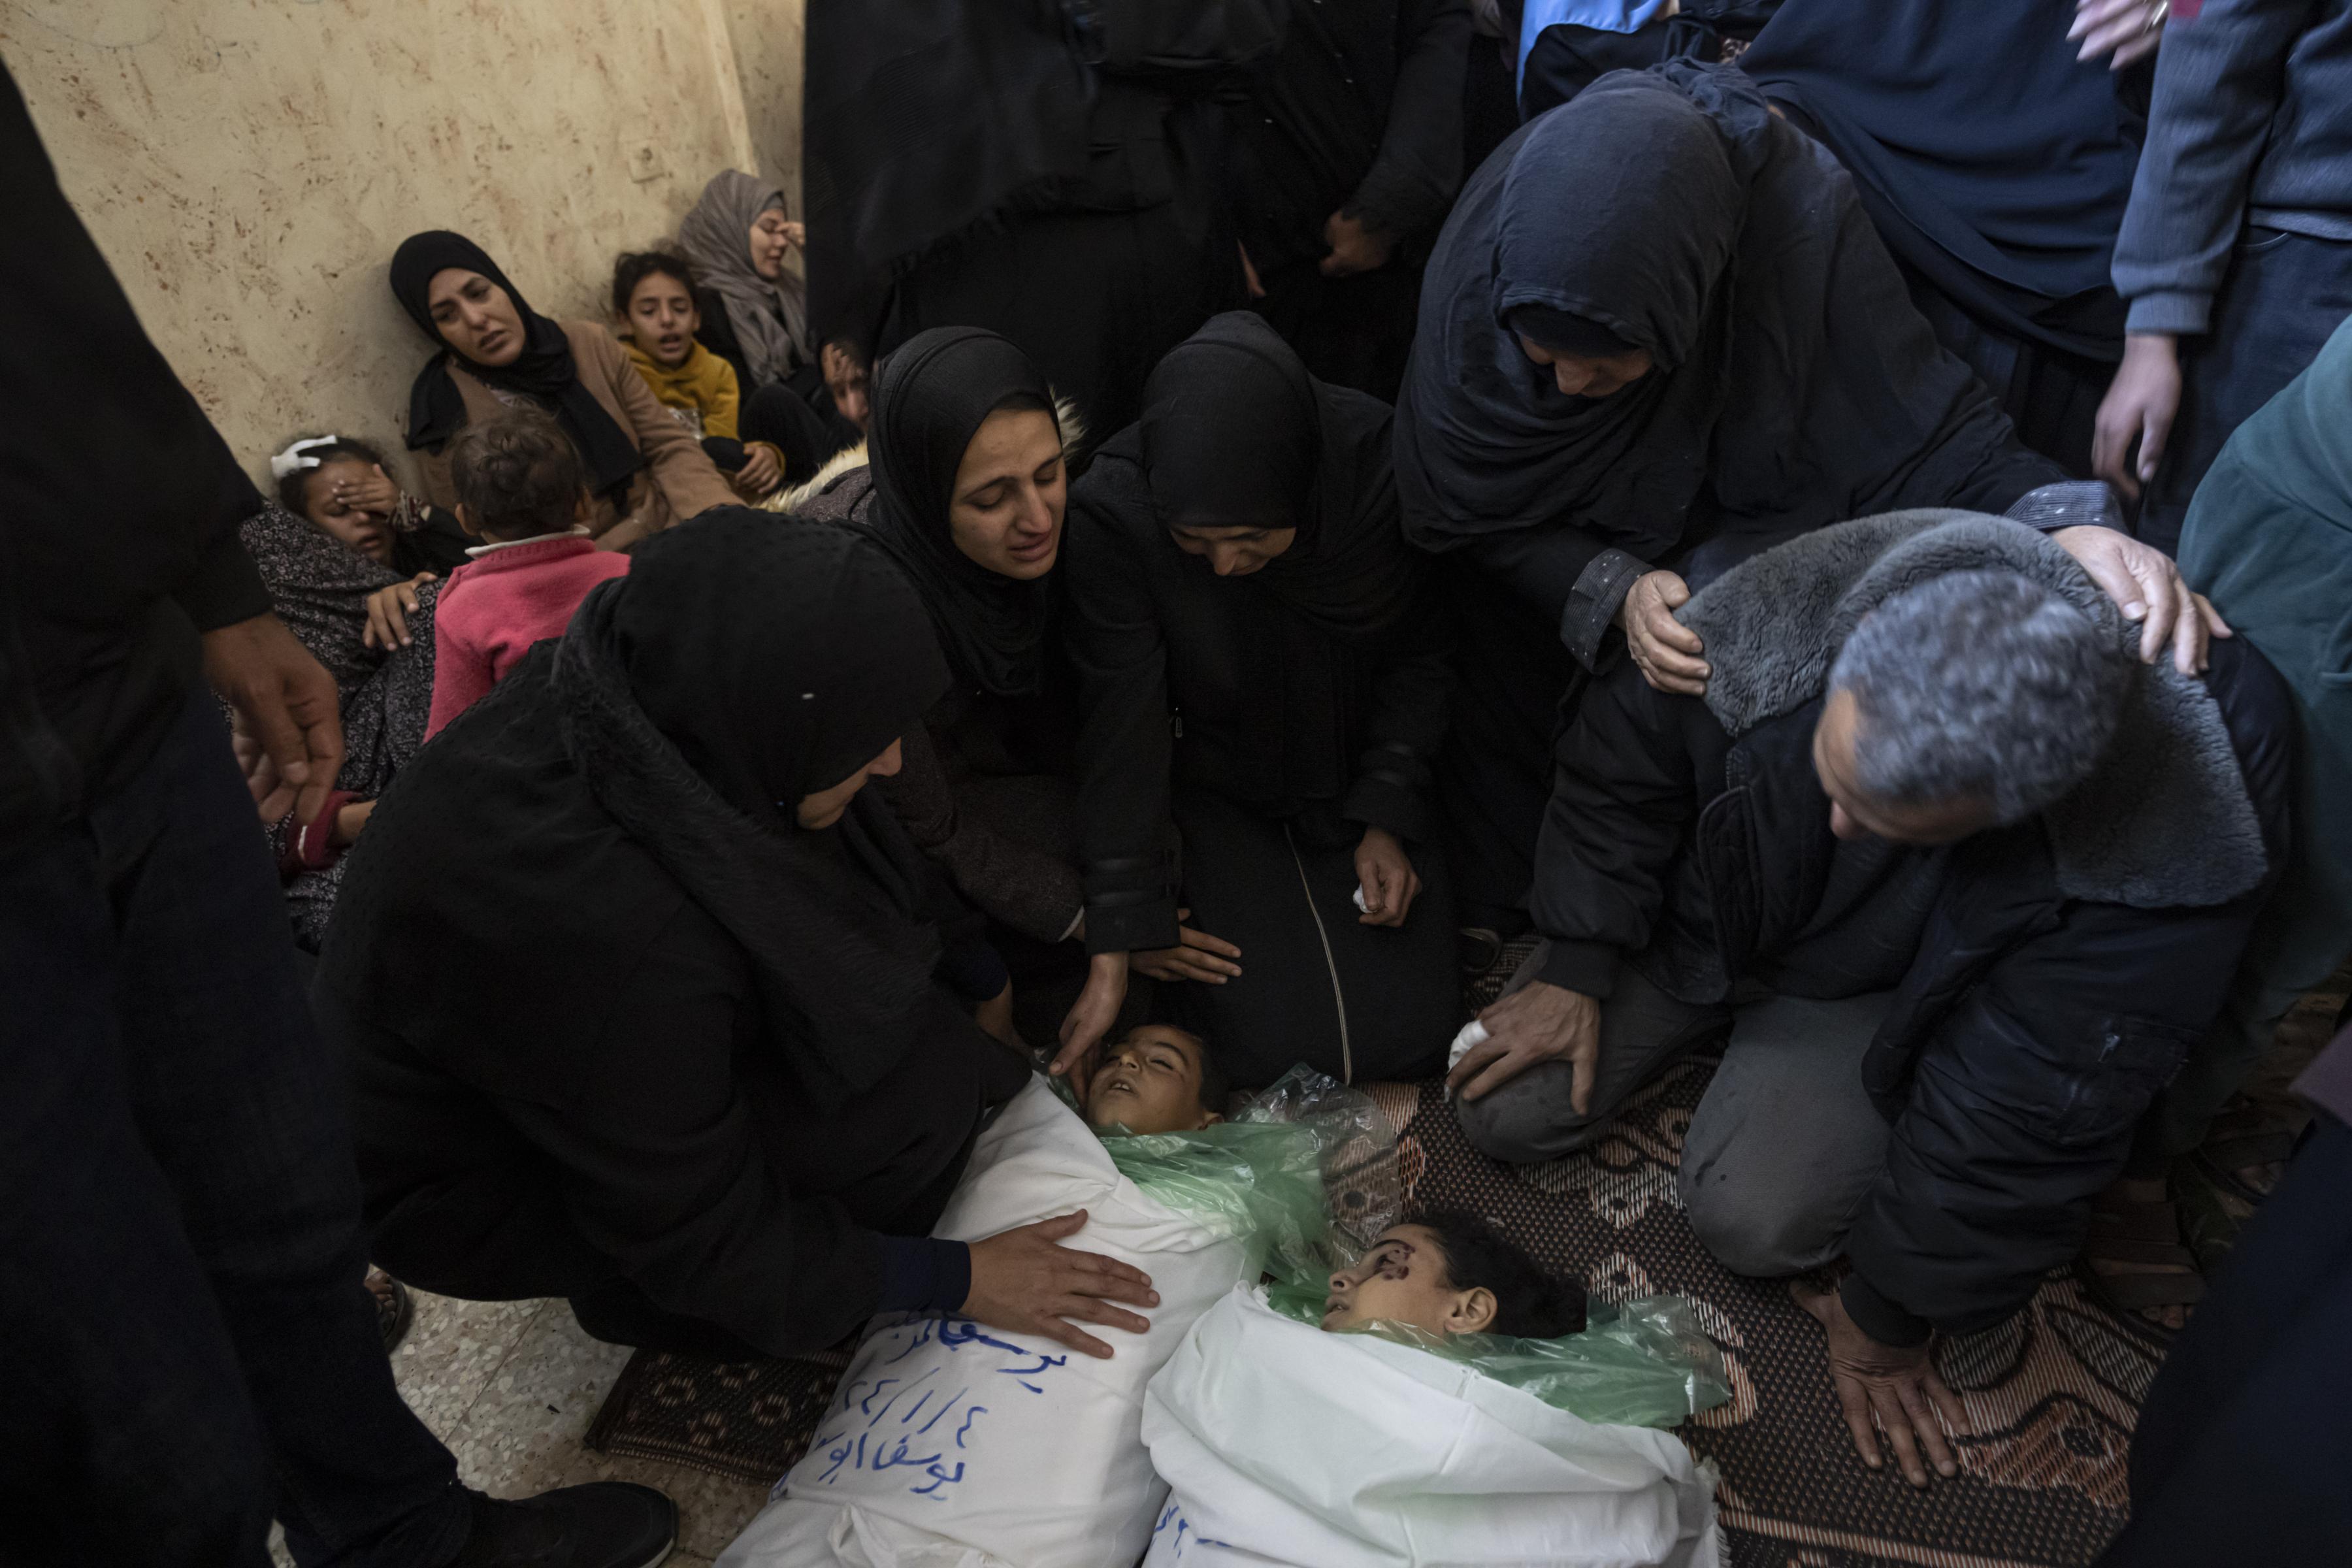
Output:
top-left (1140, 1216), bottom-right (1727, 1568)
top-left (717, 1027), bottom-right (1335, 1568)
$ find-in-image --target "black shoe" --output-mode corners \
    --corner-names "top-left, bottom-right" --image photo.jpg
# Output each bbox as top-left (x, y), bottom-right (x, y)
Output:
top-left (446, 1484), bottom-right (676, 1568)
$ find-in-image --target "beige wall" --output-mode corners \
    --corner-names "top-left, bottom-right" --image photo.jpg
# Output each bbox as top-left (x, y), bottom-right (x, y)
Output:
top-left (1, 0), bottom-right (802, 490)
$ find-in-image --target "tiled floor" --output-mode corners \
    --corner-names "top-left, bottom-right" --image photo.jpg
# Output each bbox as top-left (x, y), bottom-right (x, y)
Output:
top-left (274, 1293), bottom-right (771, 1567)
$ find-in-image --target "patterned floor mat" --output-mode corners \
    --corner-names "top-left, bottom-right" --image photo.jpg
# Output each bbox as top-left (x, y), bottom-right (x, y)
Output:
top-left (585, 1053), bottom-right (2163, 1564)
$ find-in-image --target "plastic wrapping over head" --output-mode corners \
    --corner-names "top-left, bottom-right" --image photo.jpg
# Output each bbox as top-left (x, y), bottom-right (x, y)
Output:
top-left (1049, 1064), bottom-right (1405, 1285)
top-left (1262, 1281), bottom-right (1733, 1430)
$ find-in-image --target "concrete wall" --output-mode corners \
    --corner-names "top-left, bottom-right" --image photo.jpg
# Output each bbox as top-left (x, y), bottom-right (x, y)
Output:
top-left (1, 0), bottom-right (802, 487)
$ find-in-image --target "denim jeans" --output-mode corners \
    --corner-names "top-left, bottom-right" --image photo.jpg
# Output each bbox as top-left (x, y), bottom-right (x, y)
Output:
top-left (0, 693), bottom-right (468, 1567)
top-left (2138, 227), bottom-right (2352, 554)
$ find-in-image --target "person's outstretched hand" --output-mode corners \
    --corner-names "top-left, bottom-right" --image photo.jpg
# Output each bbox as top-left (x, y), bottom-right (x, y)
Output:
top-left (964, 1211), bottom-right (1158, 1359)
top-left (2070, 0), bottom-right (2168, 69)
top-left (1793, 1279), bottom-right (1971, 1489)
top-left (2092, 333), bottom-right (2183, 501)
top-left (1054, 952), bottom-right (1129, 1098)
top-left (1448, 979), bottom-right (1599, 1105)
top-left (2049, 524), bottom-right (2231, 674)
top-left (735, 444), bottom-right (784, 497)
top-left (204, 612), bottom-right (344, 826)
top-left (1131, 909), bottom-right (1243, 984)
top-left (1618, 570), bottom-right (1708, 695)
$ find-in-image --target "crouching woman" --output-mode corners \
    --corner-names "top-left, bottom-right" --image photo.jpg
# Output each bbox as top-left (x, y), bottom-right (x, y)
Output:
top-left (316, 513), bottom-right (1155, 1358)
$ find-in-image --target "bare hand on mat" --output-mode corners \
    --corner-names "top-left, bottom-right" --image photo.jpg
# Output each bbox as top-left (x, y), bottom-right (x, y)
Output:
top-left (1794, 1279), bottom-right (1970, 1488)
top-left (1449, 980), bottom-right (1599, 1105)
top-left (964, 1211), bottom-right (1159, 1359)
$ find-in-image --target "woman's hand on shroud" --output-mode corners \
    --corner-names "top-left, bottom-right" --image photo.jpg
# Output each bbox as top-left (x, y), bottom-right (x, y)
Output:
top-left (363, 574), bottom-right (435, 651)
top-left (964, 1211), bottom-right (1159, 1359)
top-left (1794, 1279), bottom-right (1970, 1488)
top-left (2050, 523), bottom-right (2230, 675)
top-left (1354, 829), bottom-right (1421, 926)
top-left (1449, 980), bottom-right (1601, 1107)
top-left (1320, 211), bottom-right (1396, 278)
top-left (1131, 910), bottom-right (1243, 983)
top-left (1618, 570), bottom-right (1709, 696)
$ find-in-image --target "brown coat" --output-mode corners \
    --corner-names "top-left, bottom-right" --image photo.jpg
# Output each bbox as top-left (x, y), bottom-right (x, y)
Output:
top-left (415, 319), bottom-right (737, 544)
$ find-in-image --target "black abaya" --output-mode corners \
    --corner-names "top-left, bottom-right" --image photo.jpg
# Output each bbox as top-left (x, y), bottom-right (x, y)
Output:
top-left (1067, 315), bottom-right (1460, 1084)
top-left (808, 0), bottom-right (1284, 438)
top-left (320, 515), bottom-right (1026, 1356)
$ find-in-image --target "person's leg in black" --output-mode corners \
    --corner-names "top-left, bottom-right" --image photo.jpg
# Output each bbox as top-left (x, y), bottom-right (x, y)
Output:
top-left (0, 693), bottom-right (468, 1567)
top-left (2095, 1118), bottom-right (2352, 1567)
top-left (2138, 230), bottom-right (2352, 552)
top-left (739, 382), bottom-right (840, 488)
top-left (1901, 267), bottom-right (2110, 479)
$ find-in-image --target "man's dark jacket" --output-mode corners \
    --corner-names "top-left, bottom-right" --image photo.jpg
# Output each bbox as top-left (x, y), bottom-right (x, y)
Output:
top-left (1531, 512), bottom-right (2294, 1341)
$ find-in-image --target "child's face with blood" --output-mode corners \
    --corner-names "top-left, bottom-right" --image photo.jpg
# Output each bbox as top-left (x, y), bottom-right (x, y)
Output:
top-left (1322, 1225), bottom-right (1497, 1337)
top-left (1084, 1025), bottom-right (1219, 1136)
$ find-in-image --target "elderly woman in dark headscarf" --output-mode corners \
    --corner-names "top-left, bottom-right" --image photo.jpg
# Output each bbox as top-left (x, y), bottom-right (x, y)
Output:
top-left (1397, 60), bottom-right (2101, 936)
top-left (319, 512), bottom-right (1156, 1359)
top-left (792, 327), bottom-right (1091, 1041)
top-left (389, 229), bottom-right (734, 550)
top-left (1056, 312), bottom-right (1458, 1088)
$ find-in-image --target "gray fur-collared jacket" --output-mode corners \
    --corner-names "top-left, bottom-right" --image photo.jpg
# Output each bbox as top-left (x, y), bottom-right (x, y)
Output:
top-left (1531, 513), bottom-right (2295, 1341)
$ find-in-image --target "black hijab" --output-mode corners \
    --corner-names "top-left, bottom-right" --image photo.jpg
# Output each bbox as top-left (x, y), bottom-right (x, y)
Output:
top-left (389, 231), bottom-right (645, 500)
top-left (1139, 312), bottom-right (1424, 638)
top-left (1395, 61), bottom-right (2017, 561)
top-left (1738, 0), bottom-right (2138, 359)
top-left (550, 509), bottom-right (953, 1110)
top-left (864, 326), bottom-right (1058, 698)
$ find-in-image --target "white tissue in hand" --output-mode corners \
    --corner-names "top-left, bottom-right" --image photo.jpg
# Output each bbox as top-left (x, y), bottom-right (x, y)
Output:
top-left (1352, 885), bottom-right (1370, 913)
top-left (1447, 1019), bottom-right (1490, 1071)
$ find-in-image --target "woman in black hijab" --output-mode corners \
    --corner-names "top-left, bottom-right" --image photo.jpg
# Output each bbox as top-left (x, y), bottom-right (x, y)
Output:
top-left (792, 327), bottom-right (1092, 1043)
top-left (318, 512), bottom-right (1154, 1359)
top-left (1397, 61), bottom-right (2064, 935)
top-left (1057, 313), bottom-right (1458, 1088)
top-left (389, 230), bottom-right (734, 549)
top-left (1739, 0), bottom-right (2150, 473)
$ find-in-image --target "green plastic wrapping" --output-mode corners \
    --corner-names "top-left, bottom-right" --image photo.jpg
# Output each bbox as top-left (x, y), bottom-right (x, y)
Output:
top-left (1263, 1281), bottom-right (1731, 1431)
top-left (1049, 1064), bottom-right (1403, 1284)
top-left (1102, 1119), bottom-right (1328, 1282)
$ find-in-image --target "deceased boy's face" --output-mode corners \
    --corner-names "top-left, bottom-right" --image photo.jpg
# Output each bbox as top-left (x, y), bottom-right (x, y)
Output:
top-left (1085, 1025), bottom-right (1219, 1137)
top-left (1322, 1224), bottom-right (1492, 1339)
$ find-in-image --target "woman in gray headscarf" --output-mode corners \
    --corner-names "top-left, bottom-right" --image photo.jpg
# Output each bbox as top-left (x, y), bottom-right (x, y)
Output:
top-left (678, 169), bottom-right (863, 480)
top-left (676, 169), bottom-right (814, 390)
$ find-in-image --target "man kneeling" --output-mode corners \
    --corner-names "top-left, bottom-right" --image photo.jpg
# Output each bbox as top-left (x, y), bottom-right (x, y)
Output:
top-left (1452, 512), bottom-right (2291, 1486)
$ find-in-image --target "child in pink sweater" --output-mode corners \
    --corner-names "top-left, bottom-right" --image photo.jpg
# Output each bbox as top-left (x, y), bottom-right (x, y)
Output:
top-left (425, 409), bottom-right (633, 739)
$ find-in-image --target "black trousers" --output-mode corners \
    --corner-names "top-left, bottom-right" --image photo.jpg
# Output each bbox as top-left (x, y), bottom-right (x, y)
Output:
top-left (1164, 791), bottom-right (1458, 1087)
top-left (2138, 227), bottom-right (2352, 553)
top-left (0, 693), bottom-right (467, 1568)
top-left (2097, 1117), bottom-right (2352, 1566)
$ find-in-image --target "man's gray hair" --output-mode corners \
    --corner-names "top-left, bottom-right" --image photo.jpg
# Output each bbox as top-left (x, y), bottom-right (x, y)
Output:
top-left (1828, 568), bottom-right (2131, 825)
